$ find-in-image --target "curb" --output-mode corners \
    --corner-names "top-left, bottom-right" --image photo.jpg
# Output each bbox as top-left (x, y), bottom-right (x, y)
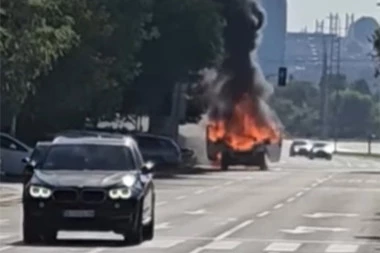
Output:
top-left (335, 151), bottom-right (380, 159)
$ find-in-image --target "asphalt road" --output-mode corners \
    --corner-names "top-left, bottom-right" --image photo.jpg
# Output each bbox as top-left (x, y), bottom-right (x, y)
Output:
top-left (1, 155), bottom-right (380, 253)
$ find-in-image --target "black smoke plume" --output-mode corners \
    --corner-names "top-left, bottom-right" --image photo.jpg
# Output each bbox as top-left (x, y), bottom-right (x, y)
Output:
top-left (207, 0), bottom-right (281, 131)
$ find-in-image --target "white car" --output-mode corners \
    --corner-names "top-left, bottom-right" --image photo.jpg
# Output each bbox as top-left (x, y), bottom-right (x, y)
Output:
top-left (289, 140), bottom-right (313, 157)
top-left (0, 132), bottom-right (32, 176)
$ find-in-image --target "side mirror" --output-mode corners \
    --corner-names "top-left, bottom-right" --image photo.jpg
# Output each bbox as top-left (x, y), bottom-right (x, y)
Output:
top-left (22, 157), bottom-right (30, 164)
top-left (142, 161), bottom-right (155, 174)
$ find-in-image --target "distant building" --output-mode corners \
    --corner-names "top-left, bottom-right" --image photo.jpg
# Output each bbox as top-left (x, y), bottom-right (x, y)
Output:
top-left (255, 0), bottom-right (287, 76)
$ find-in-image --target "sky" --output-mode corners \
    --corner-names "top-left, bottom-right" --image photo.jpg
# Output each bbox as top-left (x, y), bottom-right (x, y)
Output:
top-left (287, 0), bottom-right (380, 32)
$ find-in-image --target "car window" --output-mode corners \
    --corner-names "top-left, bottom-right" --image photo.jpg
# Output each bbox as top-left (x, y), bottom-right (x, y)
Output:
top-left (313, 143), bottom-right (326, 148)
top-left (0, 136), bottom-right (27, 152)
top-left (292, 141), bottom-right (306, 146)
top-left (30, 145), bottom-right (50, 162)
top-left (41, 144), bottom-right (135, 171)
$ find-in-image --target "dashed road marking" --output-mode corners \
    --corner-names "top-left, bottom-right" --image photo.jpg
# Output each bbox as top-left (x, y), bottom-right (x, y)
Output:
top-left (185, 209), bottom-right (208, 215)
top-left (257, 211), bottom-right (270, 217)
top-left (157, 201), bottom-right (168, 206)
top-left (296, 192), bottom-right (304, 197)
top-left (325, 244), bottom-right (359, 252)
top-left (311, 182), bottom-right (318, 187)
top-left (274, 203), bottom-right (284, 209)
top-left (194, 189), bottom-right (205, 195)
top-left (264, 242), bottom-right (301, 252)
top-left (203, 241), bottom-right (241, 250)
top-left (0, 246), bottom-right (13, 252)
top-left (140, 239), bottom-right (185, 248)
top-left (176, 195), bottom-right (187, 200)
top-left (86, 248), bottom-right (104, 253)
top-left (224, 181), bottom-right (234, 186)
top-left (287, 197), bottom-right (296, 203)
top-left (214, 220), bottom-right (254, 241)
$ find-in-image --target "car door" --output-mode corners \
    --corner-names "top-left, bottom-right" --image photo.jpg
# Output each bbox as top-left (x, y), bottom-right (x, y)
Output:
top-left (0, 134), bottom-right (31, 176)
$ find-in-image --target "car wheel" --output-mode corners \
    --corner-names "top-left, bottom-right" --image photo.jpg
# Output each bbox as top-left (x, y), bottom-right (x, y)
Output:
top-left (221, 152), bottom-right (229, 171)
top-left (23, 219), bottom-right (42, 244)
top-left (326, 155), bottom-right (332, 160)
top-left (258, 152), bottom-right (268, 171)
top-left (143, 196), bottom-right (155, 241)
top-left (124, 204), bottom-right (144, 245)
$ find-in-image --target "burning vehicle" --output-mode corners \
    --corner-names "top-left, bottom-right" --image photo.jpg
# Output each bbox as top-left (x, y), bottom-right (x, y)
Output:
top-left (206, 96), bottom-right (282, 170)
top-left (205, 0), bottom-right (283, 170)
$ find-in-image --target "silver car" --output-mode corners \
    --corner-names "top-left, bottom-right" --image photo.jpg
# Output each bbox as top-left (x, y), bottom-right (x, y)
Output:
top-left (0, 132), bottom-right (32, 176)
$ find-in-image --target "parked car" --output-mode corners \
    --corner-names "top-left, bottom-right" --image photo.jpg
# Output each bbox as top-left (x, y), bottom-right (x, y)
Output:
top-left (308, 142), bottom-right (333, 160)
top-left (0, 132), bottom-right (31, 176)
top-left (22, 136), bottom-right (155, 245)
top-left (289, 140), bottom-right (313, 157)
top-left (22, 141), bottom-right (52, 181)
top-left (132, 133), bottom-right (183, 170)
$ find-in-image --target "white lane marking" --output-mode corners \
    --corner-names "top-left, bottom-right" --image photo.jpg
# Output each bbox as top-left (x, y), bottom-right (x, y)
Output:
top-left (157, 201), bottom-right (168, 206)
top-left (203, 241), bottom-right (241, 250)
top-left (155, 222), bottom-right (172, 230)
top-left (281, 226), bottom-right (349, 234)
top-left (304, 187), bottom-right (311, 191)
top-left (155, 236), bottom-right (380, 246)
top-left (264, 242), bottom-right (301, 252)
top-left (303, 213), bottom-right (358, 219)
top-left (86, 248), bottom-right (104, 253)
top-left (0, 233), bottom-right (15, 240)
top-left (366, 179), bottom-right (377, 184)
top-left (257, 211), bottom-right (270, 217)
top-left (224, 181), bottom-right (234, 186)
top-left (311, 182), bottom-right (318, 187)
top-left (214, 220), bottom-right (254, 241)
top-left (194, 189), bottom-right (205, 194)
top-left (140, 239), bottom-right (184, 248)
top-left (0, 246), bottom-right (13, 252)
top-left (176, 195), bottom-right (187, 200)
top-left (287, 197), bottom-right (296, 203)
top-left (185, 209), bottom-right (208, 215)
top-left (274, 203), bottom-right (284, 209)
top-left (325, 244), bottom-right (359, 252)
top-left (0, 219), bottom-right (9, 225)
top-left (296, 192), bottom-right (304, 197)
top-left (0, 196), bottom-right (20, 203)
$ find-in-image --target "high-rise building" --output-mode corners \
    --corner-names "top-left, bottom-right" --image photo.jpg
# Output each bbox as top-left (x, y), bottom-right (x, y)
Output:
top-left (255, 0), bottom-right (287, 76)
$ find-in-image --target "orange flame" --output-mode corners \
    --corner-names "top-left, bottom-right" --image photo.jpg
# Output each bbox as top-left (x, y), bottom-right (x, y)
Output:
top-left (207, 94), bottom-right (280, 152)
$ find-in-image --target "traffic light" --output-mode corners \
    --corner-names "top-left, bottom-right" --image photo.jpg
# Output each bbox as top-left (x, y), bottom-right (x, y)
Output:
top-left (278, 67), bottom-right (287, 87)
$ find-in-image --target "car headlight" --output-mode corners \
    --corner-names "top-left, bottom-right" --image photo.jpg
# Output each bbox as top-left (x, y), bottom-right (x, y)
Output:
top-left (108, 188), bottom-right (132, 199)
top-left (29, 185), bottom-right (52, 199)
top-left (122, 175), bottom-right (136, 187)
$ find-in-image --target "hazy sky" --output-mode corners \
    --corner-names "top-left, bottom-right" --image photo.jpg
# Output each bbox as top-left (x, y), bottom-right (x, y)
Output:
top-left (287, 0), bottom-right (380, 32)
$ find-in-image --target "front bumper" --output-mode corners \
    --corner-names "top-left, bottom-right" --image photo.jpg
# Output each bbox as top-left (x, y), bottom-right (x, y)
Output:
top-left (221, 144), bottom-right (266, 166)
top-left (23, 198), bottom-right (140, 232)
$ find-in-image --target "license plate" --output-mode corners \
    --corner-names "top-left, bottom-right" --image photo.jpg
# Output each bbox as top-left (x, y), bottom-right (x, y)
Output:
top-left (63, 210), bottom-right (95, 218)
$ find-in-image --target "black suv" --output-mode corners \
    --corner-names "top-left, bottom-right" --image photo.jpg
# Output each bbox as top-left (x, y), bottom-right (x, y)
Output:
top-left (22, 136), bottom-right (155, 245)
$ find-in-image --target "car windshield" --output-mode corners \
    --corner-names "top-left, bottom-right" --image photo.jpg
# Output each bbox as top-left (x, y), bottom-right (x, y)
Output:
top-left (313, 143), bottom-right (326, 148)
top-left (293, 141), bottom-right (307, 146)
top-left (40, 144), bottom-right (134, 171)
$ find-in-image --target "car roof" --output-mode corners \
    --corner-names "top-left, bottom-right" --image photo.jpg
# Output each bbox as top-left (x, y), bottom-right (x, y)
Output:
top-left (54, 130), bottom-right (125, 139)
top-left (52, 136), bottom-right (135, 147)
top-left (133, 133), bottom-right (175, 142)
top-left (36, 141), bottom-right (52, 146)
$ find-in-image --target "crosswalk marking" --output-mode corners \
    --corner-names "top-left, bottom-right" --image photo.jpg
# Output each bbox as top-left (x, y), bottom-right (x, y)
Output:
top-left (264, 242), bottom-right (301, 252)
top-left (203, 241), bottom-right (241, 250)
top-left (139, 239), bottom-right (184, 248)
top-left (325, 244), bottom-right (359, 252)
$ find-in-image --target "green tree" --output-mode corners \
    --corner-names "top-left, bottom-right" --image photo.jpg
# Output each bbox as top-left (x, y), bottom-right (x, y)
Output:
top-left (333, 89), bottom-right (374, 138)
top-left (16, 0), bottom-right (153, 141)
top-left (0, 0), bottom-right (79, 135)
top-left (128, 0), bottom-right (224, 131)
top-left (270, 81), bottom-right (320, 137)
top-left (373, 28), bottom-right (380, 77)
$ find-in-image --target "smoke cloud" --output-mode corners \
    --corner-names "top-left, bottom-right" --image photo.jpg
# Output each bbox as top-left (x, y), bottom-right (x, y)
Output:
top-left (206, 0), bottom-right (281, 131)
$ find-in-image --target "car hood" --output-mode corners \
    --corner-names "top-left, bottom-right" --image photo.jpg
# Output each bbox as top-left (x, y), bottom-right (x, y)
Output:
top-left (32, 169), bottom-right (138, 187)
